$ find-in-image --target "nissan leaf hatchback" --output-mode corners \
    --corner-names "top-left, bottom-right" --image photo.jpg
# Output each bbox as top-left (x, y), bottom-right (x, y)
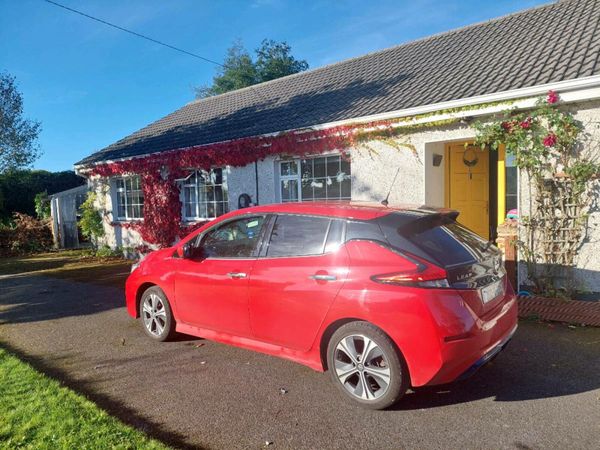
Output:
top-left (126, 202), bottom-right (517, 409)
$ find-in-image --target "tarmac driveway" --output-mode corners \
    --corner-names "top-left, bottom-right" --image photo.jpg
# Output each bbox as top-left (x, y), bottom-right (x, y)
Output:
top-left (1, 273), bottom-right (599, 449)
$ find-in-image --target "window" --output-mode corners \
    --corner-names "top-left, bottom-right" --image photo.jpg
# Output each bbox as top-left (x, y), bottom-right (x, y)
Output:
top-left (279, 155), bottom-right (351, 202)
top-left (115, 176), bottom-right (144, 220)
top-left (266, 215), bottom-right (331, 257)
top-left (181, 169), bottom-right (228, 221)
top-left (199, 216), bottom-right (265, 258)
top-left (377, 212), bottom-right (488, 267)
top-left (505, 152), bottom-right (518, 213)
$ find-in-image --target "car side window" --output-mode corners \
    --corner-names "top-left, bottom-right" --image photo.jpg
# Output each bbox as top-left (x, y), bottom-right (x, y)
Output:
top-left (266, 215), bottom-right (330, 257)
top-left (199, 216), bottom-right (265, 258)
top-left (345, 220), bottom-right (386, 242)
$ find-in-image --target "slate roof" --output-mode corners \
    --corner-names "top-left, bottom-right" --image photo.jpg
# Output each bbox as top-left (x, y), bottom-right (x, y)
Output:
top-left (77, 0), bottom-right (600, 166)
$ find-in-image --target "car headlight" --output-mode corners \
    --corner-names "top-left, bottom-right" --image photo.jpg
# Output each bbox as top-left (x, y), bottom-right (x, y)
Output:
top-left (131, 261), bottom-right (141, 273)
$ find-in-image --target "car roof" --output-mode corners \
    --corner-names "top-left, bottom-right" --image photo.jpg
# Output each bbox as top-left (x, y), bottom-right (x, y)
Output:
top-left (241, 201), bottom-right (454, 221)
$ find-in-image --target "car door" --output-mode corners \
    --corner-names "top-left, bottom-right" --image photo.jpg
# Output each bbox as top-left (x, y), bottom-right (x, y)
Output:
top-left (174, 215), bottom-right (267, 337)
top-left (248, 214), bottom-right (349, 351)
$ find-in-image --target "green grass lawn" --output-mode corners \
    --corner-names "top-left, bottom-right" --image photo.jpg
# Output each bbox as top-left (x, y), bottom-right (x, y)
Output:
top-left (0, 250), bottom-right (132, 288)
top-left (0, 346), bottom-right (169, 450)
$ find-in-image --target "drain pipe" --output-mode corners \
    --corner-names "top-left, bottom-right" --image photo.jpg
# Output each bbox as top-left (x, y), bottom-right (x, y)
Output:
top-left (254, 161), bottom-right (259, 205)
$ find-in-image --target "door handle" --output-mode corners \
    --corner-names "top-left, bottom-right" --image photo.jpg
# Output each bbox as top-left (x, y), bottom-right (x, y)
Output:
top-left (309, 274), bottom-right (337, 281)
top-left (227, 272), bottom-right (247, 279)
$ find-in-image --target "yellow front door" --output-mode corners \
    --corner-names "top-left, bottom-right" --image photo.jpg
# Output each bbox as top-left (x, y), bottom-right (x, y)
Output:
top-left (446, 143), bottom-right (490, 239)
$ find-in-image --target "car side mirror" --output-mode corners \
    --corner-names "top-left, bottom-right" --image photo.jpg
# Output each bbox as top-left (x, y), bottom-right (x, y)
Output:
top-left (181, 242), bottom-right (193, 259)
top-left (181, 242), bottom-right (207, 260)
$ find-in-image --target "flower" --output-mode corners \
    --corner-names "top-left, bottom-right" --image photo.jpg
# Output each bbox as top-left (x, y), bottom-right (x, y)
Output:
top-left (547, 90), bottom-right (559, 104)
top-left (543, 133), bottom-right (558, 147)
top-left (520, 118), bottom-right (532, 129)
top-left (501, 121), bottom-right (513, 132)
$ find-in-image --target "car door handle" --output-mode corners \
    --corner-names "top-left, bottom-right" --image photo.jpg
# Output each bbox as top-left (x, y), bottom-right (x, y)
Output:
top-left (227, 272), bottom-right (247, 279)
top-left (309, 274), bottom-right (337, 281)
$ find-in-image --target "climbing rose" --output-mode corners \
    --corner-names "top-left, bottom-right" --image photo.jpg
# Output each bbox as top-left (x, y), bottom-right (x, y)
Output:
top-left (547, 90), bottom-right (559, 104)
top-left (543, 133), bottom-right (557, 147)
top-left (520, 118), bottom-right (532, 129)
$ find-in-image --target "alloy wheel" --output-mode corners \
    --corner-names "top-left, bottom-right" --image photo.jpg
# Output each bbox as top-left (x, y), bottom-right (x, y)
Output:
top-left (142, 293), bottom-right (167, 337)
top-left (334, 334), bottom-right (391, 401)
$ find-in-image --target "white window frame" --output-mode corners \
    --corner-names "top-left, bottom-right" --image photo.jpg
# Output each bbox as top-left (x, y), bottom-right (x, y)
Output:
top-left (114, 176), bottom-right (144, 221)
top-left (179, 168), bottom-right (229, 222)
top-left (278, 154), bottom-right (351, 203)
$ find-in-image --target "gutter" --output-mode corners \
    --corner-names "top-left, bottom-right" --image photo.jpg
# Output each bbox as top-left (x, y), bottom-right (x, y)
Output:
top-left (75, 74), bottom-right (600, 175)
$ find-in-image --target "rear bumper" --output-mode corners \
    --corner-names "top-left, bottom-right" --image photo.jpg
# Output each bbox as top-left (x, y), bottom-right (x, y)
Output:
top-left (423, 294), bottom-right (518, 386)
top-left (455, 323), bottom-right (517, 381)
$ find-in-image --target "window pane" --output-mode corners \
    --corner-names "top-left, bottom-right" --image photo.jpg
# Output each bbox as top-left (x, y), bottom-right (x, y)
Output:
top-left (201, 216), bottom-right (265, 258)
top-left (312, 178), bottom-right (326, 199)
top-left (327, 177), bottom-right (340, 198)
top-left (301, 159), bottom-right (313, 179)
top-left (301, 178), bottom-right (314, 201)
top-left (506, 195), bottom-right (518, 212)
top-left (506, 167), bottom-right (517, 196)
top-left (213, 168), bottom-right (223, 185)
top-left (267, 215), bottom-right (330, 257)
top-left (340, 158), bottom-right (351, 178)
top-left (281, 179), bottom-right (298, 202)
top-left (346, 220), bottom-right (385, 242)
top-left (326, 156), bottom-right (340, 177)
top-left (117, 191), bottom-right (126, 218)
top-left (280, 161), bottom-right (298, 176)
top-left (313, 157), bottom-right (326, 177)
top-left (207, 203), bottom-right (215, 218)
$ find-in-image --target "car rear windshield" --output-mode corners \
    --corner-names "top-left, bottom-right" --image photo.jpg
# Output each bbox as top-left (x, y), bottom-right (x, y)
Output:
top-left (377, 212), bottom-right (490, 267)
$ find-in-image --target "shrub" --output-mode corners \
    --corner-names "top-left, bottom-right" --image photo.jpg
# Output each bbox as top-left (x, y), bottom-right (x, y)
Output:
top-left (77, 192), bottom-right (104, 247)
top-left (0, 213), bottom-right (53, 256)
top-left (94, 245), bottom-right (123, 258)
top-left (34, 191), bottom-right (51, 219)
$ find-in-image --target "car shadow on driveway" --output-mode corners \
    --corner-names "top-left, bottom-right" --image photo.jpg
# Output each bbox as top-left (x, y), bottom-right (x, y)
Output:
top-left (0, 274), bottom-right (126, 324)
top-left (393, 321), bottom-right (600, 410)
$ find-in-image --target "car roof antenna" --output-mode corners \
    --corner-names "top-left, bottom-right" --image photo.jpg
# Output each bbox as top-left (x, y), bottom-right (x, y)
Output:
top-left (381, 168), bottom-right (401, 207)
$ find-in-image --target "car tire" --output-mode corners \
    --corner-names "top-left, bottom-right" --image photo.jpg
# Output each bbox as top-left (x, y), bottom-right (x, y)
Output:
top-left (139, 286), bottom-right (176, 342)
top-left (327, 321), bottom-right (409, 409)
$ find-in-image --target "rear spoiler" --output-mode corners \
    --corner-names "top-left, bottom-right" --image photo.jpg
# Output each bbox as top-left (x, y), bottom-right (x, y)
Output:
top-left (397, 210), bottom-right (459, 236)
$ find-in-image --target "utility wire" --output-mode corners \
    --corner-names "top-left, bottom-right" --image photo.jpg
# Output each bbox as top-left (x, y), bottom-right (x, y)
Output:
top-left (44, 0), bottom-right (225, 67)
top-left (43, 0), bottom-right (274, 104)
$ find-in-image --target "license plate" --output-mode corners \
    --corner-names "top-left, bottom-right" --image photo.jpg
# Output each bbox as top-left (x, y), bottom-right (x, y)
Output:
top-left (480, 280), bottom-right (505, 303)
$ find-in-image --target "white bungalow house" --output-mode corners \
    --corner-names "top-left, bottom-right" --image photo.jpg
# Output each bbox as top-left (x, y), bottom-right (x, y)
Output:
top-left (75, 0), bottom-right (600, 294)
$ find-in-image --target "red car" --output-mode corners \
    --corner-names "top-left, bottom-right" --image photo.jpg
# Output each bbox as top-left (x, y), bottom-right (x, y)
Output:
top-left (126, 202), bottom-right (517, 409)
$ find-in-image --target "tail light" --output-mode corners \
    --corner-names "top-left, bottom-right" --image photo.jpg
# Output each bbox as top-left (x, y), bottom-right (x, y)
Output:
top-left (371, 256), bottom-right (449, 288)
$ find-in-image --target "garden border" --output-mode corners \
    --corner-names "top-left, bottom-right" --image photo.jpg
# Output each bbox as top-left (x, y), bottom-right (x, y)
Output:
top-left (517, 295), bottom-right (600, 326)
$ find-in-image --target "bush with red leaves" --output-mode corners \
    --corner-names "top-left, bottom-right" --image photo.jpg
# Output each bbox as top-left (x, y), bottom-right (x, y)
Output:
top-left (0, 213), bottom-right (53, 256)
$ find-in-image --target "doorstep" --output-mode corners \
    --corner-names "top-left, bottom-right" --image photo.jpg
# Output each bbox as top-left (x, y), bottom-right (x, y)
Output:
top-left (518, 295), bottom-right (600, 326)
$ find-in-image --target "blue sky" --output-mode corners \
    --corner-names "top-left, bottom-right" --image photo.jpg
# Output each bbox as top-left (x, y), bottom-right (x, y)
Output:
top-left (1, 0), bottom-right (549, 172)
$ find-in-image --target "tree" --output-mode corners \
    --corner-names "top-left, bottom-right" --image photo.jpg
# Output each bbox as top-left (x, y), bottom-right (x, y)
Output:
top-left (196, 39), bottom-right (308, 98)
top-left (0, 73), bottom-right (42, 173)
top-left (0, 169), bottom-right (85, 220)
top-left (255, 39), bottom-right (309, 82)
